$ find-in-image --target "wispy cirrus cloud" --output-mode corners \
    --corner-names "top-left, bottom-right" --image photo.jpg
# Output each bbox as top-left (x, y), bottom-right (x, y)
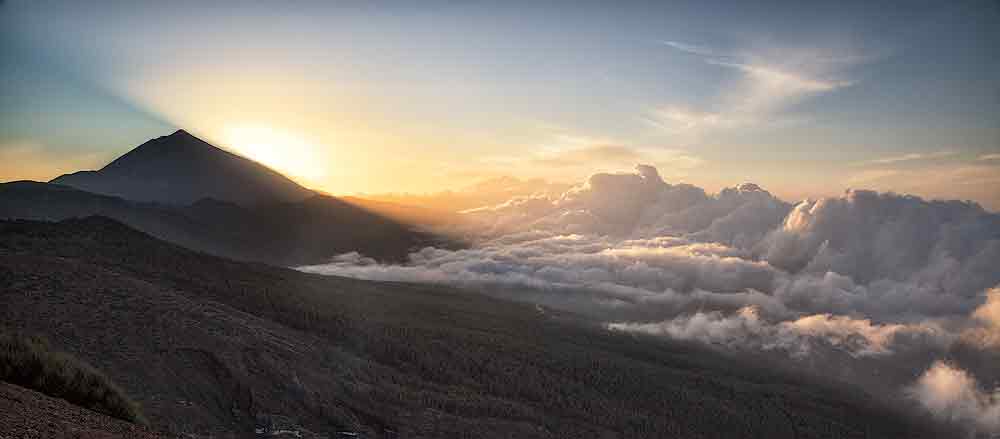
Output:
top-left (531, 144), bottom-right (703, 170)
top-left (658, 40), bottom-right (726, 58)
top-left (651, 41), bottom-right (862, 136)
top-left (482, 133), bottom-right (705, 182)
top-left (708, 60), bottom-right (854, 113)
top-left (644, 106), bottom-right (735, 132)
top-left (855, 150), bottom-right (957, 166)
top-left (845, 169), bottom-right (902, 185)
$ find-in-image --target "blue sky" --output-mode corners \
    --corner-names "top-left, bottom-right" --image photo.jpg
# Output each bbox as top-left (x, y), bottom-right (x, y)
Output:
top-left (1, 0), bottom-right (998, 207)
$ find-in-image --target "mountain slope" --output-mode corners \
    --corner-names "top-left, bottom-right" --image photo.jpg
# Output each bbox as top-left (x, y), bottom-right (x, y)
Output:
top-left (0, 217), bottom-right (947, 438)
top-left (0, 181), bottom-right (445, 265)
top-left (0, 382), bottom-right (164, 439)
top-left (50, 129), bottom-right (313, 206)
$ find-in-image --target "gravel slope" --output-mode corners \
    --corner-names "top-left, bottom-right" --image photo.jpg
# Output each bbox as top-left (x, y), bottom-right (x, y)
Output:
top-left (0, 382), bottom-right (164, 439)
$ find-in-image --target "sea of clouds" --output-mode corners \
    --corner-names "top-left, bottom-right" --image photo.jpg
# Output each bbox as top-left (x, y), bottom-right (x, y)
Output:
top-left (300, 164), bottom-right (1000, 435)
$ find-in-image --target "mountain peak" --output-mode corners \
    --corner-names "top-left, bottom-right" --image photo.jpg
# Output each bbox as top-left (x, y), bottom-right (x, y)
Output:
top-left (155, 128), bottom-right (207, 147)
top-left (50, 130), bottom-right (314, 206)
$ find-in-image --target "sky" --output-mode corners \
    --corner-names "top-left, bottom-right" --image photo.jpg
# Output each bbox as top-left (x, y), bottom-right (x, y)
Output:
top-left (1, 0), bottom-right (998, 208)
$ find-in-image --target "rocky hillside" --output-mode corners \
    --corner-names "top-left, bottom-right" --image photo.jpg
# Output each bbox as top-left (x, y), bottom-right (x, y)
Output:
top-left (0, 217), bottom-right (948, 438)
top-left (0, 382), bottom-right (163, 439)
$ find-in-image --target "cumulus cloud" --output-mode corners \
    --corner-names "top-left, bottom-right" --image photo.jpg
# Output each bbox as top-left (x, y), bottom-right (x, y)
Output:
top-left (961, 287), bottom-right (1000, 350)
top-left (972, 288), bottom-right (1000, 327)
top-left (907, 361), bottom-right (1000, 435)
top-left (843, 163), bottom-right (1000, 211)
top-left (305, 165), bottom-right (1000, 320)
top-left (460, 164), bottom-right (788, 241)
top-left (758, 191), bottom-right (1000, 294)
top-left (301, 164), bottom-right (1000, 426)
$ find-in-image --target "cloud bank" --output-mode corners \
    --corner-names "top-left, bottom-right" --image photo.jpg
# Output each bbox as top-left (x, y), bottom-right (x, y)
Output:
top-left (608, 307), bottom-right (952, 359)
top-left (301, 164), bottom-right (1000, 433)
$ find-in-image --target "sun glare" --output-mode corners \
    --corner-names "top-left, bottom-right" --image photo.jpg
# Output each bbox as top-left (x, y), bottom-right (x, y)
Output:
top-left (221, 124), bottom-right (326, 182)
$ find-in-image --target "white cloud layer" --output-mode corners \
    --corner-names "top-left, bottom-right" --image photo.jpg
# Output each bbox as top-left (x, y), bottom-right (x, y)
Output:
top-left (609, 306), bottom-right (952, 359)
top-left (301, 164), bottom-right (1000, 430)
top-left (303, 164), bottom-right (999, 319)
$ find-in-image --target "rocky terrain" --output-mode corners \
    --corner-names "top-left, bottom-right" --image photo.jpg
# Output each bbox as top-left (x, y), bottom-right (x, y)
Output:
top-left (0, 382), bottom-right (163, 439)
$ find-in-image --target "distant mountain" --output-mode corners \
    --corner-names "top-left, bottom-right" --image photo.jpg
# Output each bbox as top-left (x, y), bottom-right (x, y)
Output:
top-left (0, 181), bottom-right (446, 265)
top-left (4, 129), bottom-right (459, 264)
top-left (51, 129), bottom-right (314, 206)
top-left (0, 217), bottom-right (947, 438)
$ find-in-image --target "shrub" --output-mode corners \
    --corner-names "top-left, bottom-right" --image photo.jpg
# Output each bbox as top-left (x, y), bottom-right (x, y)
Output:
top-left (0, 333), bottom-right (146, 424)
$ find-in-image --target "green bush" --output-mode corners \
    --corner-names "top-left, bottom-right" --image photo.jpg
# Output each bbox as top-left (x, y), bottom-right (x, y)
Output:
top-left (0, 333), bottom-right (145, 424)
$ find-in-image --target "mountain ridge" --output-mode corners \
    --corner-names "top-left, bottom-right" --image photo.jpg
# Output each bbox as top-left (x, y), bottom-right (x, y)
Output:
top-left (50, 129), bottom-right (314, 206)
top-left (1, 129), bottom-right (462, 265)
top-left (0, 180), bottom-right (447, 265)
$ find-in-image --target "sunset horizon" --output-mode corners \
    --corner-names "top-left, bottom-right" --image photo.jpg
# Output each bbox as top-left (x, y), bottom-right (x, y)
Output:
top-left (3, 1), bottom-right (998, 208)
top-left (2, 2), bottom-right (999, 438)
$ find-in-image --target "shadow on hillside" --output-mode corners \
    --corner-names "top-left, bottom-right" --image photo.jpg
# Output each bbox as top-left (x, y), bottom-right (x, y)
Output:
top-left (0, 181), bottom-right (467, 266)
